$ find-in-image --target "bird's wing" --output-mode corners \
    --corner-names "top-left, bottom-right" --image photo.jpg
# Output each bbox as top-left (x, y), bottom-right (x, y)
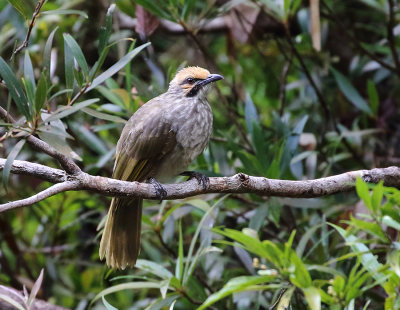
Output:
top-left (112, 97), bottom-right (177, 182)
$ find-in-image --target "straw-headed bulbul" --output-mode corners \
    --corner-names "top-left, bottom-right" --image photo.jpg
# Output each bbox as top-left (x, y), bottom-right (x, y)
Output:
top-left (99, 66), bottom-right (223, 269)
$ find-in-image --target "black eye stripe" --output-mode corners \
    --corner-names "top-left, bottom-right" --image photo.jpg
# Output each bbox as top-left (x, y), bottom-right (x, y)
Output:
top-left (181, 77), bottom-right (200, 85)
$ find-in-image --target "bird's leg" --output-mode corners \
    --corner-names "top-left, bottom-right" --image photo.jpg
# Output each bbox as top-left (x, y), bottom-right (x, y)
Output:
top-left (180, 171), bottom-right (210, 190)
top-left (148, 177), bottom-right (167, 202)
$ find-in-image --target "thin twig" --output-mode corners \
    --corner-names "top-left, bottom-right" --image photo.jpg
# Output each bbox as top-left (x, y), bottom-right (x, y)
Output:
top-left (0, 181), bottom-right (80, 212)
top-left (269, 288), bottom-right (288, 310)
top-left (387, 0), bottom-right (400, 75)
top-left (68, 82), bottom-right (90, 106)
top-left (13, 0), bottom-right (47, 56)
top-left (321, 1), bottom-right (398, 76)
top-left (283, 29), bottom-right (367, 168)
top-left (279, 58), bottom-right (292, 116)
top-left (1, 158), bottom-right (400, 212)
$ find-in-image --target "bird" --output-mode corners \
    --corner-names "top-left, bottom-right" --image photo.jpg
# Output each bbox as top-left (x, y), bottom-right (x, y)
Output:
top-left (99, 66), bottom-right (223, 269)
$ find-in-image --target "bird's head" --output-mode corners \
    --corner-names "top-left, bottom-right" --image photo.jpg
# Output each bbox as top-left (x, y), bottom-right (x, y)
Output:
top-left (169, 66), bottom-right (223, 98)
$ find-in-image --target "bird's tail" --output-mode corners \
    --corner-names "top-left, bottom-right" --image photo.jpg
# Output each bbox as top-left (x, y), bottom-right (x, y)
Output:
top-left (99, 197), bottom-right (143, 269)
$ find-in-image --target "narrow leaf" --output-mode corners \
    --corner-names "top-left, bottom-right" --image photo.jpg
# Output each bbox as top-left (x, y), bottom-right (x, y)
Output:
top-left (41, 9), bottom-right (88, 18)
top-left (101, 296), bottom-right (118, 310)
top-left (44, 27), bottom-right (58, 81)
top-left (24, 50), bottom-right (35, 89)
top-left (86, 42), bottom-right (151, 92)
top-left (2, 139), bottom-right (26, 188)
top-left (7, 0), bottom-right (33, 19)
top-left (81, 107), bottom-right (126, 123)
top-left (64, 41), bottom-right (74, 100)
top-left (0, 57), bottom-right (31, 119)
top-left (331, 68), bottom-right (372, 115)
top-left (45, 98), bottom-right (99, 122)
top-left (367, 79), bottom-right (379, 116)
top-left (28, 269), bottom-right (44, 306)
top-left (98, 4), bottom-right (115, 54)
top-left (63, 33), bottom-right (89, 79)
top-left (0, 293), bottom-right (25, 310)
top-left (35, 73), bottom-right (48, 113)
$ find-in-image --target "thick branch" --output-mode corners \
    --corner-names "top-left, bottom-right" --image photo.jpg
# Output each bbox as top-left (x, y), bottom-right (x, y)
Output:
top-left (1, 158), bottom-right (399, 212)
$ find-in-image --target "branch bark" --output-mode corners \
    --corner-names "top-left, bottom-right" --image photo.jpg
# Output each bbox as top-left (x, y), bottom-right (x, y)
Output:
top-left (1, 158), bottom-right (400, 212)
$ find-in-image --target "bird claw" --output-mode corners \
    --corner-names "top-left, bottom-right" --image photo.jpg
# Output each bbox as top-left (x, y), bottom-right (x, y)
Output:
top-left (148, 177), bottom-right (167, 202)
top-left (180, 171), bottom-right (210, 190)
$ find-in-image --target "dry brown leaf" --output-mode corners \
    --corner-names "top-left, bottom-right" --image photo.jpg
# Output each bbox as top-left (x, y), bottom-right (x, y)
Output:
top-left (135, 5), bottom-right (160, 39)
top-left (310, 0), bottom-right (321, 51)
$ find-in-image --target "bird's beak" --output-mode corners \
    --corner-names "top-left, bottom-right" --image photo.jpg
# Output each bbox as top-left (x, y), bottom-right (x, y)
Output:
top-left (198, 74), bottom-right (224, 87)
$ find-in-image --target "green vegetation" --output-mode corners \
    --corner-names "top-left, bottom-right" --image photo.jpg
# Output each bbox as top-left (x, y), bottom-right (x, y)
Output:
top-left (0, 0), bottom-right (399, 309)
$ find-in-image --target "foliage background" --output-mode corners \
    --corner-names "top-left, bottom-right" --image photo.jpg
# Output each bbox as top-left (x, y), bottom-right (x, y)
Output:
top-left (0, 0), bottom-right (400, 309)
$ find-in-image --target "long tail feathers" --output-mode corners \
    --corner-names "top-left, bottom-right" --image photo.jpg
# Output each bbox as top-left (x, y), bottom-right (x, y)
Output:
top-left (99, 197), bottom-right (143, 269)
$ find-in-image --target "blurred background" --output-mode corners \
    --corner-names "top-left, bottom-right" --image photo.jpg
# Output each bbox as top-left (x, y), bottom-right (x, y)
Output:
top-left (0, 0), bottom-right (399, 309)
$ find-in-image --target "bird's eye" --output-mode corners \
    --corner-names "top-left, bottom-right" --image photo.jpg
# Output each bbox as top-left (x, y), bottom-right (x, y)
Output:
top-left (186, 78), bottom-right (195, 84)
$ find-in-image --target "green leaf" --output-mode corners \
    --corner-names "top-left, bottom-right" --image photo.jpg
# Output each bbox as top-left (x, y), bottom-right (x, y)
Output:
top-left (98, 4), bottom-right (115, 54)
top-left (181, 0), bottom-right (196, 20)
top-left (175, 220), bottom-right (184, 282)
top-left (34, 73), bottom-right (47, 113)
top-left (38, 131), bottom-right (81, 160)
top-left (102, 296), bottom-right (118, 310)
top-left (49, 89), bottom-right (73, 101)
top-left (303, 286), bottom-right (321, 310)
top-left (22, 78), bottom-right (35, 112)
top-left (367, 79), bottom-right (379, 116)
top-left (81, 107), bottom-right (126, 123)
top-left (41, 9), bottom-right (88, 18)
top-left (289, 250), bottom-right (312, 288)
top-left (28, 269), bottom-right (44, 306)
top-left (330, 223), bottom-right (386, 282)
top-left (244, 92), bottom-right (259, 136)
top-left (382, 215), bottom-right (400, 231)
top-left (2, 139), bottom-right (26, 188)
top-left (0, 57), bottom-right (31, 119)
top-left (7, 0), bottom-right (33, 19)
top-left (63, 33), bottom-right (89, 79)
top-left (64, 40), bottom-right (74, 100)
top-left (133, 0), bottom-right (172, 20)
top-left (24, 50), bottom-right (35, 90)
top-left (355, 177), bottom-right (372, 211)
top-left (148, 294), bottom-right (180, 310)
top-left (86, 42), bottom-right (151, 92)
top-left (44, 27), bottom-right (58, 81)
top-left (331, 68), bottom-right (372, 115)
top-left (183, 195), bottom-right (227, 285)
top-left (91, 281), bottom-right (161, 304)
top-left (371, 181), bottom-right (383, 213)
top-left (197, 275), bottom-right (276, 310)
top-left (0, 293), bottom-right (25, 310)
top-left (68, 121), bottom-right (108, 155)
top-left (90, 46), bottom-right (110, 81)
top-left (45, 98), bottom-right (99, 122)
top-left (135, 259), bottom-right (173, 280)
top-left (349, 215), bottom-right (388, 242)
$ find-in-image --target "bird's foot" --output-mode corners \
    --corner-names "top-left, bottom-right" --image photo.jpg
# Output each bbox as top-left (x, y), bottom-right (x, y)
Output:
top-left (148, 177), bottom-right (167, 202)
top-left (180, 171), bottom-right (210, 190)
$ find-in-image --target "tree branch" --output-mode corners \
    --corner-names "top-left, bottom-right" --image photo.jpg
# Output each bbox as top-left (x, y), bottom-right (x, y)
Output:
top-left (1, 158), bottom-right (399, 212)
top-left (13, 0), bottom-right (46, 56)
top-left (0, 181), bottom-right (80, 212)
